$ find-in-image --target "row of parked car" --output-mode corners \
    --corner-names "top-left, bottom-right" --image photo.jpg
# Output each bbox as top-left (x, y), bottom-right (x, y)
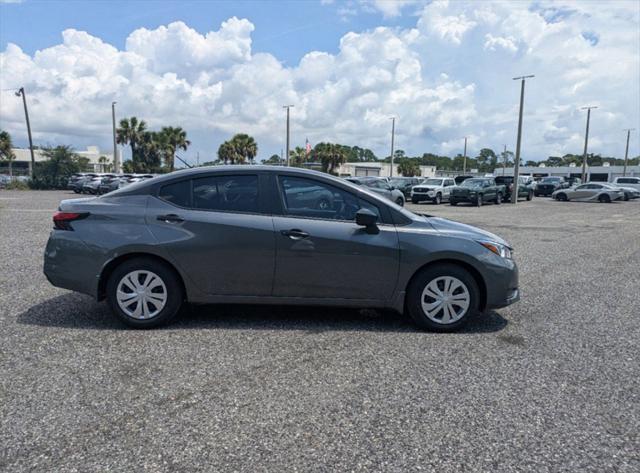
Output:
top-left (533, 175), bottom-right (640, 202)
top-left (67, 173), bottom-right (156, 195)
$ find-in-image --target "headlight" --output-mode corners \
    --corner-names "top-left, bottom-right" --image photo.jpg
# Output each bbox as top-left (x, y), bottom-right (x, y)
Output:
top-left (477, 240), bottom-right (512, 259)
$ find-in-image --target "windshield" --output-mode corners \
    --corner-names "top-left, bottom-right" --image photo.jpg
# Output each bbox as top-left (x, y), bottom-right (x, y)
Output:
top-left (461, 179), bottom-right (485, 187)
top-left (421, 179), bottom-right (443, 186)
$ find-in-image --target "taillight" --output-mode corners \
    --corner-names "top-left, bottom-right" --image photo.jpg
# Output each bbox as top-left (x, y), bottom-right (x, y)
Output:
top-left (53, 211), bottom-right (89, 230)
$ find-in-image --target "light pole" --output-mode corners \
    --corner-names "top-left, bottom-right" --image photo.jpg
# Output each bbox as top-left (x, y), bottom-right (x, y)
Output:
top-left (390, 117), bottom-right (395, 177)
top-left (622, 128), bottom-right (634, 177)
top-left (502, 144), bottom-right (507, 176)
top-left (462, 136), bottom-right (467, 174)
top-left (111, 101), bottom-right (119, 173)
top-left (15, 87), bottom-right (36, 179)
top-left (580, 106), bottom-right (597, 183)
top-left (283, 105), bottom-right (293, 166)
top-left (511, 75), bottom-right (534, 204)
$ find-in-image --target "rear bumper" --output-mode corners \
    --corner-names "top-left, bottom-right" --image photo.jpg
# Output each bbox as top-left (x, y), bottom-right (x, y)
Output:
top-left (43, 230), bottom-right (102, 298)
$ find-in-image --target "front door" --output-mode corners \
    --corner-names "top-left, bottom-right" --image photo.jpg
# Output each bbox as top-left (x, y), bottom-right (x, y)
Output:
top-left (272, 175), bottom-right (399, 301)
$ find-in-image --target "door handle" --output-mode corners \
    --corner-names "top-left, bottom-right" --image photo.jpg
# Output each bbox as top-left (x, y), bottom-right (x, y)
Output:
top-left (281, 229), bottom-right (309, 240)
top-left (157, 214), bottom-right (184, 223)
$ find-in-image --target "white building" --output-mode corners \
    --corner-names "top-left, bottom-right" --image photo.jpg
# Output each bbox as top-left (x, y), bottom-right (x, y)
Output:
top-left (495, 164), bottom-right (640, 182)
top-left (6, 146), bottom-right (113, 174)
top-left (336, 162), bottom-right (437, 178)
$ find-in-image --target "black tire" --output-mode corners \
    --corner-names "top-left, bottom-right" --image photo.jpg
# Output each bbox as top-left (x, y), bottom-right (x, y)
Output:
top-left (534, 192), bottom-right (539, 197)
top-left (495, 193), bottom-right (502, 205)
top-left (623, 194), bottom-right (629, 201)
top-left (106, 257), bottom-right (184, 329)
top-left (406, 263), bottom-right (480, 332)
top-left (526, 191), bottom-right (533, 201)
top-left (449, 200), bottom-right (457, 206)
top-left (556, 193), bottom-right (567, 202)
top-left (433, 193), bottom-right (442, 205)
top-left (395, 197), bottom-right (405, 207)
top-left (598, 194), bottom-right (611, 203)
top-left (411, 197), bottom-right (420, 204)
top-left (476, 194), bottom-right (483, 207)
top-left (73, 189), bottom-right (81, 194)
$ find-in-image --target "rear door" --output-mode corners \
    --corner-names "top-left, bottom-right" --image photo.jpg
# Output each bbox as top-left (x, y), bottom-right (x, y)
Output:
top-left (148, 173), bottom-right (276, 296)
top-left (272, 174), bottom-right (399, 301)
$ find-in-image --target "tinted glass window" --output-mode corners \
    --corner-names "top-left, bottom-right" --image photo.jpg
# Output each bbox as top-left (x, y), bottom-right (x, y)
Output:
top-left (279, 176), bottom-right (380, 221)
top-left (159, 180), bottom-right (191, 207)
top-left (193, 175), bottom-right (258, 213)
top-left (617, 178), bottom-right (637, 184)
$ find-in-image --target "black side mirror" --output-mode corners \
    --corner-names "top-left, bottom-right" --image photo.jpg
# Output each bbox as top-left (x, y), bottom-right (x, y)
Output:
top-left (355, 208), bottom-right (379, 233)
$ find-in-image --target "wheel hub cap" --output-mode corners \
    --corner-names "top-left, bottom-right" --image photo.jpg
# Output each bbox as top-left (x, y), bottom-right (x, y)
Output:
top-left (116, 270), bottom-right (167, 319)
top-left (421, 276), bottom-right (470, 324)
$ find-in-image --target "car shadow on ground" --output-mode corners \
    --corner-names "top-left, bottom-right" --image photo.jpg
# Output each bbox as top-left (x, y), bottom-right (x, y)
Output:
top-left (17, 293), bottom-right (508, 334)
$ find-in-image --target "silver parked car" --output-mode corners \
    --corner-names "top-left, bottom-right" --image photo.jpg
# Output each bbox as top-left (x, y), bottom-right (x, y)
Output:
top-left (345, 177), bottom-right (405, 206)
top-left (44, 166), bottom-right (519, 331)
top-left (552, 182), bottom-right (624, 203)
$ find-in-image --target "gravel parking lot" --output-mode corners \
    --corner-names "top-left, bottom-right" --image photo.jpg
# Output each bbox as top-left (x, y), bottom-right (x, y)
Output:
top-left (1, 190), bottom-right (639, 472)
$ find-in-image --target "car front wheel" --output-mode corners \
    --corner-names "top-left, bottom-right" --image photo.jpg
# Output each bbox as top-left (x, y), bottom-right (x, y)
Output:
top-left (495, 193), bottom-right (502, 205)
top-left (106, 257), bottom-right (184, 328)
top-left (476, 194), bottom-right (483, 207)
top-left (433, 193), bottom-right (442, 205)
top-left (406, 264), bottom-right (479, 331)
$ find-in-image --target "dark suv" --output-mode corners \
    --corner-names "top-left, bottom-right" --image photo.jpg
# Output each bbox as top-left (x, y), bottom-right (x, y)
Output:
top-left (494, 176), bottom-right (534, 202)
top-left (534, 177), bottom-right (569, 197)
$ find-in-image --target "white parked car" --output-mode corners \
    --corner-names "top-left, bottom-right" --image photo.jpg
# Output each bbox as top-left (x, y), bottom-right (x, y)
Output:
top-left (411, 178), bottom-right (457, 205)
top-left (610, 176), bottom-right (640, 191)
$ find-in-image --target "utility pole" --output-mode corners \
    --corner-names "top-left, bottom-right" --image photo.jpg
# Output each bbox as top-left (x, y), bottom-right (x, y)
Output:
top-left (511, 75), bottom-right (534, 204)
top-left (502, 144), bottom-right (507, 176)
top-left (283, 105), bottom-right (293, 166)
top-left (15, 87), bottom-right (35, 179)
top-left (580, 106), bottom-right (597, 183)
top-left (389, 117), bottom-right (395, 177)
top-left (622, 128), bottom-right (634, 177)
top-left (111, 101), bottom-right (119, 173)
top-left (463, 136), bottom-right (468, 174)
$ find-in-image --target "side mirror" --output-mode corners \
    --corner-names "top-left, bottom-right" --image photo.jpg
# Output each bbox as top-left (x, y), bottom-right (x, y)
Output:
top-left (355, 208), bottom-right (379, 233)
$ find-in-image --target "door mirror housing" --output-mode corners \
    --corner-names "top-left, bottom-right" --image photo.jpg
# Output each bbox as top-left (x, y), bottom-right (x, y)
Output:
top-left (355, 208), bottom-right (379, 233)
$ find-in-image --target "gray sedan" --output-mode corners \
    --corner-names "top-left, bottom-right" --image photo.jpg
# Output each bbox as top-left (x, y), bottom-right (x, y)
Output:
top-left (345, 177), bottom-right (406, 206)
top-left (552, 183), bottom-right (625, 203)
top-left (44, 166), bottom-right (519, 331)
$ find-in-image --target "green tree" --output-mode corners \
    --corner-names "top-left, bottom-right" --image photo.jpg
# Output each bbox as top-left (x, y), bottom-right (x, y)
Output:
top-left (116, 117), bottom-right (147, 161)
top-left (264, 154), bottom-right (284, 165)
top-left (32, 146), bottom-right (83, 188)
top-left (397, 158), bottom-right (420, 177)
top-left (475, 148), bottom-right (497, 172)
top-left (136, 131), bottom-right (164, 172)
top-left (289, 146), bottom-right (307, 167)
top-left (159, 126), bottom-right (190, 171)
top-left (313, 142), bottom-right (346, 175)
top-left (230, 134), bottom-right (258, 164)
top-left (217, 141), bottom-right (236, 164)
top-left (98, 155), bottom-right (112, 172)
top-left (0, 130), bottom-right (16, 176)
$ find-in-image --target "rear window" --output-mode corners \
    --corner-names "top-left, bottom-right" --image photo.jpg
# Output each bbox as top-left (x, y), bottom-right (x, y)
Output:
top-left (617, 178), bottom-right (638, 184)
top-left (192, 175), bottom-right (259, 213)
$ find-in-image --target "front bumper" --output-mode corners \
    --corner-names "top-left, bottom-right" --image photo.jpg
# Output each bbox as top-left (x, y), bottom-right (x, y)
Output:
top-left (484, 258), bottom-right (520, 310)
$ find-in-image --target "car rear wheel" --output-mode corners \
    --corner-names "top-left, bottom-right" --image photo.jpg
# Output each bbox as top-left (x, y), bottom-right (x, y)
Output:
top-left (406, 264), bottom-right (479, 332)
top-left (526, 191), bottom-right (533, 201)
top-left (395, 197), bottom-right (404, 206)
top-left (106, 257), bottom-right (184, 328)
top-left (556, 193), bottom-right (567, 201)
top-left (598, 194), bottom-right (611, 203)
top-left (433, 193), bottom-right (441, 205)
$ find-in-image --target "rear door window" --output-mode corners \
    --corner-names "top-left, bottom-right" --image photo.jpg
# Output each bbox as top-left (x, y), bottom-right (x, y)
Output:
top-left (193, 175), bottom-right (259, 213)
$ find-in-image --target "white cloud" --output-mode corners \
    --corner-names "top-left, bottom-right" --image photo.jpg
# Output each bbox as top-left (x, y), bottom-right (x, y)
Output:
top-left (1, 1), bottom-right (638, 162)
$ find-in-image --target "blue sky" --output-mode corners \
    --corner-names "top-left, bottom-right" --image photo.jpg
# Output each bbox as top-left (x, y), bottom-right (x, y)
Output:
top-left (1, 0), bottom-right (639, 164)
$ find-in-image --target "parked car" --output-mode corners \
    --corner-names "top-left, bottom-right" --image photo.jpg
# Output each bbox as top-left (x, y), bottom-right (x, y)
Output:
top-left (70, 173), bottom-right (98, 193)
top-left (345, 177), bottom-right (405, 206)
top-left (534, 176), bottom-right (569, 197)
top-left (552, 182), bottom-right (624, 203)
top-left (449, 178), bottom-right (507, 206)
top-left (494, 176), bottom-right (534, 202)
top-left (410, 177), bottom-right (456, 204)
top-left (610, 176), bottom-right (640, 191)
top-left (388, 177), bottom-right (422, 199)
top-left (454, 175), bottom-right (474, 185)
top-left (617, 186), bottom-right (640, 200)
top-left (83, 174), bottom-right (117, 194)
top-left (44, 166), bottom-right (519, 331)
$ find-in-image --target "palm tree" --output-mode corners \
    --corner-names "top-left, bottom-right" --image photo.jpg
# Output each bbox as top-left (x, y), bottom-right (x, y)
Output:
top-left (289, 146), bottom-right (307, 167)
top-left (314, 142), bottom-right (346, 174)
top-left (159, 126), bottom-right (190, 171)
top-left (116, 117), bottom-right (147, 164)
top-left (217, 141), bottom-right (236, 164)
top-left (230, 134), bottom-right (258, 164)
top-left (0, 130), bottom-right (16, 176)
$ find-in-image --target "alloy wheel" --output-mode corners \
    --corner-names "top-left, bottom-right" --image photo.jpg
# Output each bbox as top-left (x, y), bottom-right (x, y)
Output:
top-left (116, 270), bottom-right (168, 319)
top-left (421, 276), bottom-right (470, 324)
